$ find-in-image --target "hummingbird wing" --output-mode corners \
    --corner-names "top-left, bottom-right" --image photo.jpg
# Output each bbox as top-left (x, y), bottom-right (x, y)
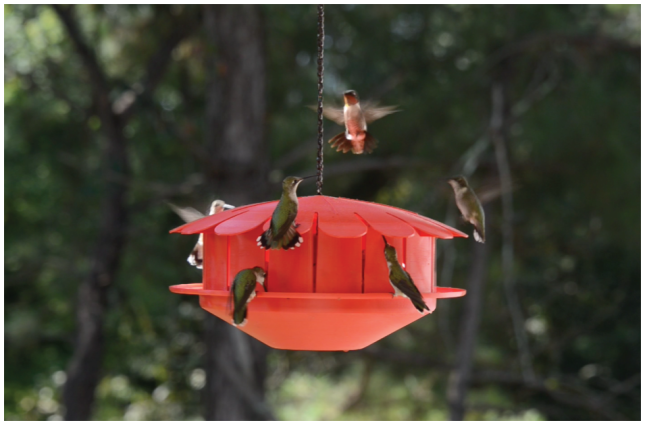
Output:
top-left (308, 104), bottom-right (346, 125)
top-left (361, 102), bottom-right (400, 124)
top-left (167, 202), bottom-right (206, 223)
top-left (231, 270), bottom-right (258, 325)
top-left (272, 218), bottom-right (302, 250)
top-left (390, 268), bottom-right (429, 313)
top-left (464, 188), bottom-right (485, 243)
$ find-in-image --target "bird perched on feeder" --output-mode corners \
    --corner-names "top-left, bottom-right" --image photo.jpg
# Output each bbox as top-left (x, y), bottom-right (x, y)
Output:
top-left (313, 90), bottom-right (399, 154)
top-left (382, 236), bottom-right (429, 313)
top-left (230, 267), bottom-right (266, 327)
top-left (257, 176), bottom-right (314, 250)
top-left (447, 175), bottom-right (485, 243)
top-left (168, 199), bottom-right (235, 268)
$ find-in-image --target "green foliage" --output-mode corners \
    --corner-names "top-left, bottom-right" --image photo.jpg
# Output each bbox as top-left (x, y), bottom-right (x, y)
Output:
top-left (5, 4), bottom-right (640, 420)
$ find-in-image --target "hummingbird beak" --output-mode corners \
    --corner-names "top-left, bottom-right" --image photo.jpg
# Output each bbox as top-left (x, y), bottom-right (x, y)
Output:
top-left (382, 235), bottom-right (388, 245)
top-left (223, 204), bottom-right (235, 210)
top-left (299, 175), bottom-right (317, 183)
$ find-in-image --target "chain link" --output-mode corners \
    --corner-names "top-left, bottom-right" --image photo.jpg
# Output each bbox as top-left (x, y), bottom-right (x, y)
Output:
top-left (315, 5), bottom-right (324, 195)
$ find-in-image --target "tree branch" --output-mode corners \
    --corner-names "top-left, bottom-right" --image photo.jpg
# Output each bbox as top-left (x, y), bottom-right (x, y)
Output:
top-left (490, 81), bottom-right (536, 382)
top-left (486, 30), bottom-right (640, 70)
top-left (51, 5), bottom-right (110, 96)
top-left (118, 18), bottom-right (195, 120)
top-left (51, 5), bottom-right (192, 419)
top-left (293, 156), bottom-right (429, 181)
top-left (447, 236), bottom-right (489, 420)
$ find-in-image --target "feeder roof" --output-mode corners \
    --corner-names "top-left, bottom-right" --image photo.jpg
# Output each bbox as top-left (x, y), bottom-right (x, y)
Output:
top-left (170, 195), bottom-right (467, 239)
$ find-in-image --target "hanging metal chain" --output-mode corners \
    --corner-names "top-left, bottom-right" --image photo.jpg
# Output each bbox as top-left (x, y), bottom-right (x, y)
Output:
top-left (315, 5), bottom-right (325, 195)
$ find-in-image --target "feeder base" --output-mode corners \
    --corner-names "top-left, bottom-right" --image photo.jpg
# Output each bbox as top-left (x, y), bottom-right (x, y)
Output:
top-left (170, 284), bottom-right (466, 351)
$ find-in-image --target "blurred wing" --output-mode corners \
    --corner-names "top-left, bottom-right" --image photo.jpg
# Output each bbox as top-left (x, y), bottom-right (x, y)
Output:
top-left (167, 202), bottom-right (205, 223)
top-left (362, 102), bottom-right (400, 123)
top-left (308, 104), bottom-right (345, 125)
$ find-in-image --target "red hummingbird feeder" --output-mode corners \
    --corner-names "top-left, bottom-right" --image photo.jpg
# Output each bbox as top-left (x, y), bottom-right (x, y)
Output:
top-left (169, 5), bottom-right (467, 351)
top-left (170, 196), bottom-right (467, 351)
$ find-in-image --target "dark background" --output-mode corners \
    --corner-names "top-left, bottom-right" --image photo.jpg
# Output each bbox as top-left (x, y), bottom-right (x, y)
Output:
top-left (4, 4), bottom-right (640, 420)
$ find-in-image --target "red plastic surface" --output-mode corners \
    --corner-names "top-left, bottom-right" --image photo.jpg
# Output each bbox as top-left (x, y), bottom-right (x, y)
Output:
top-left (169, 195), bottom-right (467, 351)
top-left (170, 284), bottom-right (466, 351)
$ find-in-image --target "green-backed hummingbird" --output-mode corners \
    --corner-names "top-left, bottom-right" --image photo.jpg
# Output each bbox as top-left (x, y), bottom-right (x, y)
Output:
top-left (315, 90), bottom-right (399, 155)
top-left (383, 236), bottom-right (429, 313)
top-left (230, 266), bottom-right (266, 327)
top-left (168, 199), bottom-right (235, 268)
top-left (257, 176), bottom-right (314, 250)
top-left (447, 175), bottom-right (486, 243)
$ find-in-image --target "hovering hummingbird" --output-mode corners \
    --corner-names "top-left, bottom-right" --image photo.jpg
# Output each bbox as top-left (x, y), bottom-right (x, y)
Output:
top-left (314, 90), bottom-right (399, 154)
top-left (168, 199), bottom-right (235, 268)
top-left (257, 176), bottom-right (314, 250)
top-left (447, 175), bottom-right (485, 243)
top-left (382, 236), bottom-right (429, 313)
top-left (229, 266), bottom-right (266, 327)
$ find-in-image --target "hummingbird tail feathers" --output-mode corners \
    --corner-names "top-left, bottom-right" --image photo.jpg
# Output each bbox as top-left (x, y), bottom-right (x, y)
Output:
top-left (392, 277), bottom-right (429, 313)
top-left (232, 312), bottom-right (248, 327)
top-left (328, 132), bottom-right (353, 154)
top-left (363, 131), bottom-right (378, 154)
top-left (412, 297), bottom-right (430, 313)
top-left (473, 223), bottom-right (485, 243)
top-left (257, 225), bottom-right (303, 250)
top-left (232, 305), bottom-right (248, 326)
top-left (188, 244), bottom-right (203, 269)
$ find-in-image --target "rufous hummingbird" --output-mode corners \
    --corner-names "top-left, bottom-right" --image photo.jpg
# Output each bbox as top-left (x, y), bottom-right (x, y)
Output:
top-left (314, 90), bottom-right (399, 154)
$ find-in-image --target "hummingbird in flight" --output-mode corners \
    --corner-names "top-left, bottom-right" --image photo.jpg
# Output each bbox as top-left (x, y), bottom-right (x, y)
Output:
top-left (229, 266), bottom-right (266, 327)
top-left (447, 175), bottom-right (485, 243)
top-left (257, 176), bottom-right (314, 250)
top-left (168, 199), bottom-right (235, 268)
top-left (315, 90), bottom-right (399, 155)
top-left (383, 236), bottom-right (429, 313)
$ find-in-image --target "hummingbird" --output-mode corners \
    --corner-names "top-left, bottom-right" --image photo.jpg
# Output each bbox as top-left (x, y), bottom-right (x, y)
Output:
top-left (257, 176), bottom-right (314, 250)
top-left (382, 236), bottom-right (429, 313)
top-left (314, 90), bottom-right (399, 155)
top-left (229, 266), bottom-right (266, 327)
top-left (447, 175), bottom-right (485, 243)
top-left (168, 199), bottom-right (235, 268)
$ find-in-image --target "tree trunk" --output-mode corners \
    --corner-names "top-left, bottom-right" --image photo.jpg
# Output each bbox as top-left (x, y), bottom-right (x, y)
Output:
top-left (62, 119), bottom-right (129, 419)
top-left (53, 5), bottom-right (190, 418)
top-left (447, 236), bottom-right (489, 420)
top-left (202, 5), bottom-right (273, 420)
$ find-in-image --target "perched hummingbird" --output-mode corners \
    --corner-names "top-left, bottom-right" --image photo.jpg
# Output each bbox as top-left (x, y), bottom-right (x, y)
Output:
top-left (447, 175), bottom-right (485, 243)
top-left (229, 266), bottom-right (266, 327)
top-left (382, 236), bottom-right (429, 313)
top-left (315, 90), bottom-right (399, 155)
top-left (168, 199), bottom-right (235, 268)
top-left (257, 176), bottom-right (314, 250)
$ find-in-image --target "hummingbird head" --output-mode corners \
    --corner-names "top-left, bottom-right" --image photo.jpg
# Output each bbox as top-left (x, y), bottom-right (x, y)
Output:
top-left (447, 175), bottom-right (469, 190)
top-left (209, 199), bottom-right (235, 215)
top-left (251, 266), bottom-right (266, 286)
top-left (282, 175), bottom-right (315, 193)
top-left (209, 200), bottom-right (235, 215)
top-left (382, 236), bottom-right (398, 262)
top-left (343, 90), bottom-right (360, 106)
